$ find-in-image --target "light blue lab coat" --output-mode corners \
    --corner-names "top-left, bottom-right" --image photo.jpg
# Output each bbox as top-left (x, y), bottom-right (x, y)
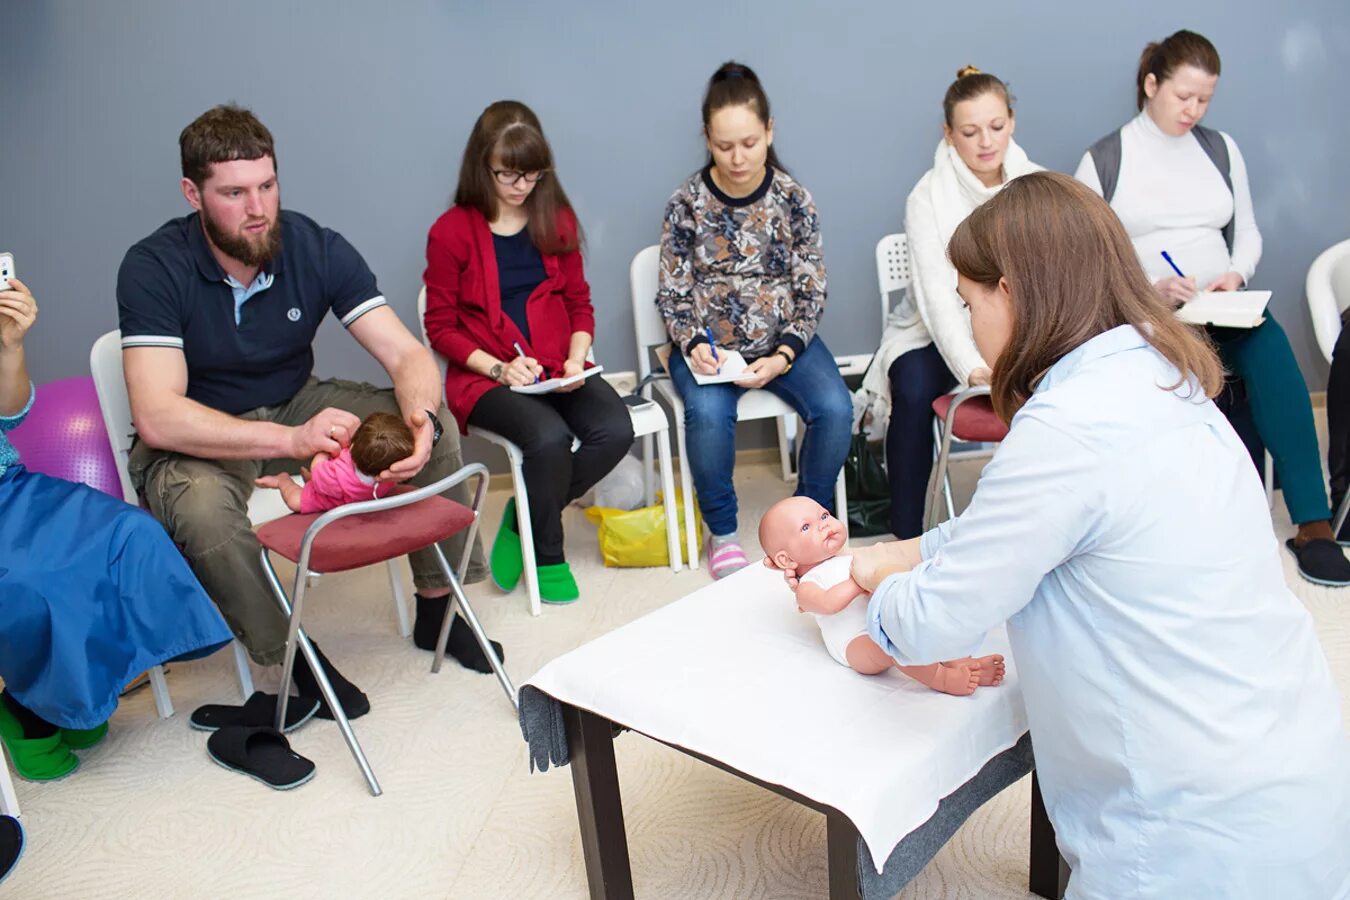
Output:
top-left (869, 325), bottom-right (1350, 899)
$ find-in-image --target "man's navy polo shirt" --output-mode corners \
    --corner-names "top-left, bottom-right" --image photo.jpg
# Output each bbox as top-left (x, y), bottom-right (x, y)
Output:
top-left (116, 210), bottom-right (388, 415)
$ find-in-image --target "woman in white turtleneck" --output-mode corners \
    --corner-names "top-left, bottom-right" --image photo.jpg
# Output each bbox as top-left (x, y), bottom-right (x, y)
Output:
top-left (861, 67), bottom-right (1041, 539)
top-left (1075, 30), bottom-right (1350, 588)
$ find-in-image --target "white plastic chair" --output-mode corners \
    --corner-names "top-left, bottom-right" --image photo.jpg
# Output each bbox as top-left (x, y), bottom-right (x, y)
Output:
top-left (835, 234), bottom-right (911, 378)
top-left (416, 287), bottom-right (682, 617)
top-left (0, 745), bottom-right (18, 818)
top-left (90, 331), bottom-right (411, 717)
top-left (1308, 239), bottom-right (1350, 534)
top-left (629, 245), bottom-right (847, 568)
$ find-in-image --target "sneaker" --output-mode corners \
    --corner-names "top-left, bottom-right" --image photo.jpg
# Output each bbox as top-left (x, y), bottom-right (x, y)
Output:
top-left (490, 498), bottom-right (525, 591)
top-left (1286, 538), bottom-right (1350, 587)
top-left (708, 538), bottom-right (749, 580)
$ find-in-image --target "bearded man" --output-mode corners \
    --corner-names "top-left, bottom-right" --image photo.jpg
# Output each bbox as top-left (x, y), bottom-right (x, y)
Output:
top-left (116, 105), bottom-right (498, 719)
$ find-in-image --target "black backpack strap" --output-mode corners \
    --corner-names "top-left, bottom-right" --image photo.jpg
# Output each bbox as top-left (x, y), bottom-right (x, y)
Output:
top-left (1192, 124), bottom-right (1235, 253)
top-left (1087, 130), bottom-right (1123, 204)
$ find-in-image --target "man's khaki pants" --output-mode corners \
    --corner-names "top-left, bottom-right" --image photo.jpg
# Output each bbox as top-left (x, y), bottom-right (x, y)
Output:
top-left (130, 377), bottom-right (487, 666)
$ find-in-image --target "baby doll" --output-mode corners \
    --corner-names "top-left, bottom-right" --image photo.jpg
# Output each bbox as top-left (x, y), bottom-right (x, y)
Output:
top-left (758, 496), bottom-right (1004, 696)
top-left (255, 412), bottom-right (414, 514)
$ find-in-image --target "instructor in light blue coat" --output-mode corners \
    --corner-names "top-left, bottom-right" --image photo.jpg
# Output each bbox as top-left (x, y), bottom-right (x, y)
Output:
top-left (854, 172), bottom-right (1350, 899)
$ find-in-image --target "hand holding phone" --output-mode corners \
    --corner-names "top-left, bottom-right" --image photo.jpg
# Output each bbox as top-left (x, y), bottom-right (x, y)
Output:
top-left (0, 253), bottom-right (13, 290)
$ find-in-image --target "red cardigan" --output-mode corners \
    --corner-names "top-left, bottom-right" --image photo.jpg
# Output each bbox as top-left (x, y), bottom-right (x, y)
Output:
top-left (423, 205), bottom-right (595, 431)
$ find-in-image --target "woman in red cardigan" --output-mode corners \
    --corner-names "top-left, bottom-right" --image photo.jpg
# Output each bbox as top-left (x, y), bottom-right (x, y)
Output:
top-left (424, 101), bottom-right (633, 603)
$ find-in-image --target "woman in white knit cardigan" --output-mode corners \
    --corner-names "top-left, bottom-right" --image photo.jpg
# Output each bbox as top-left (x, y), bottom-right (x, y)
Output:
top-left (860, 67), bottom-right (1042, 538)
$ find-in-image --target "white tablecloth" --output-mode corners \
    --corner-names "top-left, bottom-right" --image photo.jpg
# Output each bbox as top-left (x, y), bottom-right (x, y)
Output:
top-left (526, 562), bottom-right (1028, 871)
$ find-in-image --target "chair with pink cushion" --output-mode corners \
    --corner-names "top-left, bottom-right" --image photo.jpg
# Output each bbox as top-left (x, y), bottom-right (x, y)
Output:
top-left (925, 386), bottom-right (1010, 530)
top-left (255, 463), bottom-right (511, 796)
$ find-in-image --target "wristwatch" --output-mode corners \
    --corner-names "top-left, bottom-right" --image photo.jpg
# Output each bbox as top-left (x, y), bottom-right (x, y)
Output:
top-left (774, 349), bottom-right (795, 374)
top-left (489, 362), bottom-right (505, 383)
top-left (424, 409), bottom-right (444, 447)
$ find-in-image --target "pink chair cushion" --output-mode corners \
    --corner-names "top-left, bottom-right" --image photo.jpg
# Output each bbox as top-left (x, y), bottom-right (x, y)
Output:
top-left (931, 394), bottom-right (1009, 444)
top-left (255, 493), bottom-right (475, 573)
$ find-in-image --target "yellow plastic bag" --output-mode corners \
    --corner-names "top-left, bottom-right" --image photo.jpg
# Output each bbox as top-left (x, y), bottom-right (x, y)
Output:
top-left (585, 491), bottom-right (703, 567)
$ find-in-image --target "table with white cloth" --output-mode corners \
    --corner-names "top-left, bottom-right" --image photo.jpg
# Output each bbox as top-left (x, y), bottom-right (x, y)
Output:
top-left (523, 564), bottom-right (1069, 899)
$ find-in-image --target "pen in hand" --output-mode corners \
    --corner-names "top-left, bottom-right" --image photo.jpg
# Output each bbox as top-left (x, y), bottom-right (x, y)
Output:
top-left (1161, 251), bottom-right (1185, 279)
top-left (513, 341), bottom-right (540, 384)
top-left (704, 325), bottom-right (720, 374)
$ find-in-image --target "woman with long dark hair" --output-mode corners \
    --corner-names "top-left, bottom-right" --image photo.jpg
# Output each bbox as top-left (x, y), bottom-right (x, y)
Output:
top-left (657, 61), bottom-right (852, 579)
top-left (424, 101), bottom-right (633, 605)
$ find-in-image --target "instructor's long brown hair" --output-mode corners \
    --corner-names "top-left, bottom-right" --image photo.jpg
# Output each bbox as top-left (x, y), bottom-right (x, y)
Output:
top-left (947, 171), bottom-right (1223, 423)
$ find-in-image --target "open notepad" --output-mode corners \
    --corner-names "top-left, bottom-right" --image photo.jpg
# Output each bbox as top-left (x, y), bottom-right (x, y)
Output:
top-left (1176, 290), bottom-right (1271, 329)
top-left (655, 344), bottom-right (751, 384)
top-left (509, 365), bottom-right (605, 395)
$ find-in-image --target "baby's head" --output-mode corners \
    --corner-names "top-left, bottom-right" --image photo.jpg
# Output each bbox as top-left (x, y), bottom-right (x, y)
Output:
top-left (350, 412), bottom-right (415, 478)
top-left (758, 496), bottom-right (847, 571)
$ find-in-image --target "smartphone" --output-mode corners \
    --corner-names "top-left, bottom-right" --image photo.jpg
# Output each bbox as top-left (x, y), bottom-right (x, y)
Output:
top-left (622, 394), bottom-right (656, 412)
top-left (0, 253), bottom-right (13, 290)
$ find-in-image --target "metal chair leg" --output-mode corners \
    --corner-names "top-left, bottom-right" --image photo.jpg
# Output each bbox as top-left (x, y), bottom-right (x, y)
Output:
top-left (428, 544), bottom-right (517, 709)
top-left (504, 445), bottom-right (542, 617)
top-left (1334, 491), bottom-right (1350, 540)
top-left (259, 549), bottom-right (382, 796)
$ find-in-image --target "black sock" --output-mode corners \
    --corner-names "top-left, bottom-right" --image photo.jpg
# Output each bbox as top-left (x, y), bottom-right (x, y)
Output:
top-left (413, 593), bottom-right (504, 673)
top-left (290, 642), bottom-right (369, 720)
top-left (1, 689), bottom-right (57, 739)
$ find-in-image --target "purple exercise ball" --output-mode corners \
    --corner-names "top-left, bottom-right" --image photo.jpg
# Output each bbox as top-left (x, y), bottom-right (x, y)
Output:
top-left (8, 376), bottom-right (124, 499)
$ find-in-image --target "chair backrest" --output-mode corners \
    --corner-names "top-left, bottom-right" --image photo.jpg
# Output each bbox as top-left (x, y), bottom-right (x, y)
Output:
top-left (89, 329), bottom-right (138, 504)
top-left (415, 286), bottom-right (450, 381)
top-left (1307, 238), bottom-right (1350, 365)
top-left (629, 245), bottom-right (666, 382)
top-left (875, 234), bottom-right (911, 329)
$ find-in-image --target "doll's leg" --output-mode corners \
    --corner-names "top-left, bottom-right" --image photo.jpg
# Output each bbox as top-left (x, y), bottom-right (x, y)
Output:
top-left (941, 655), bottom-right (1005, 687)
top-left (843, 635), bottom-right (895, 675)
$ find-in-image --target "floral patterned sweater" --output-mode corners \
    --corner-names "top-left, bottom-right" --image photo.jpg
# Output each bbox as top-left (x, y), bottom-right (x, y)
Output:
top-left (657, 165), bottom-right (826, 361)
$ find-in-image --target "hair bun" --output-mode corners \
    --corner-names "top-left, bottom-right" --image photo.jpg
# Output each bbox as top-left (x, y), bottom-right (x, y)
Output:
top-left (956, 65), bottom-right (983, 79)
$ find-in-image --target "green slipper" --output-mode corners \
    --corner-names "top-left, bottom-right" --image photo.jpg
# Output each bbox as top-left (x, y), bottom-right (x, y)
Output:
top-left (538, 562), bottom-right (580, 604)
top-left (0, 704), bottom-right (79, 782)
top-left (60, 722), bottom-right (109, 750)
top-left (490, 498), bottom-right (525, 592)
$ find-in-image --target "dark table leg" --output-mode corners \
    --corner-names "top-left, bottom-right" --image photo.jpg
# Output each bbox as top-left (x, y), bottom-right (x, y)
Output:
top-left (563, 704), bottom-right (635, 900)
top-left (825, 809), bottom-right (862, 900)
top-left (1028, 771), bottom-right (1070, 899)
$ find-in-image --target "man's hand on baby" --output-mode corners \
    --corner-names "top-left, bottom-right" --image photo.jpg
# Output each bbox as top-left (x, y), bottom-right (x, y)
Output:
top-left (850, 541), bottom-right (920, 592)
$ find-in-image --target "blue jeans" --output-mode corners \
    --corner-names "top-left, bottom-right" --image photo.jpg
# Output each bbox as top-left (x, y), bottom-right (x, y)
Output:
top-left (667, 337), bottom-right (853, 537)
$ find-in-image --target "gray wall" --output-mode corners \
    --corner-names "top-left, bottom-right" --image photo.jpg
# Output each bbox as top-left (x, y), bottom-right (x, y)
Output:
top-left (4, 1), bottom-right (1348, 437)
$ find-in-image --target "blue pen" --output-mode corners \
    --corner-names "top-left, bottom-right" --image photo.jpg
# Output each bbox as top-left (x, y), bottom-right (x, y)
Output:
top-left (704, 326), bottom-right (720, 374)
top-left (513, 341), bottom-right (540, 383)
top-left (1160, 251), bottom-right (1186, 279)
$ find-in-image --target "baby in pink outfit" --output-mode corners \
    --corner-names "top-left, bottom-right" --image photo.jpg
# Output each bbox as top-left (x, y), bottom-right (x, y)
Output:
top-left (256, 412), bottom-right (414, 514)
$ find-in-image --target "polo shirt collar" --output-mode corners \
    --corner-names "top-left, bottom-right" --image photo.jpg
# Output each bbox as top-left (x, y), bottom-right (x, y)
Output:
top-left (187, 211), bottom-right (286, 283)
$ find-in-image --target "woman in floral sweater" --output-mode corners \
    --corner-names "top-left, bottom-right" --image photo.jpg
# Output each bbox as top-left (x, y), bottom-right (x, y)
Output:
top-left (658, 61), bottom-right (852, 579)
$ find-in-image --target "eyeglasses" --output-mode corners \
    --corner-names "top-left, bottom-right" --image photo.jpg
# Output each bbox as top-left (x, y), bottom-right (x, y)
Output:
top-left (492, 169), bottom-right (548, 187)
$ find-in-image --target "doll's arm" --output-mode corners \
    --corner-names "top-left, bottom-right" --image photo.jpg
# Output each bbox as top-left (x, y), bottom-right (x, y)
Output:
top-left (797, 577), bottom-right (865, 616)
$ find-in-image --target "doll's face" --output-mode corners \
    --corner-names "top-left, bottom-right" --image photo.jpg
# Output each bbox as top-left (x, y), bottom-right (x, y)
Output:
top-left (762, 497), bottom-right (846, 570)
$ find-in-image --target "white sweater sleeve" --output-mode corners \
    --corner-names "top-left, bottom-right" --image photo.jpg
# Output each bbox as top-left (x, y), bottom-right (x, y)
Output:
top-left (1223, 134), bottom-right (1262, 285)
top-left (904, 183), bottom-right (986, 384)
top-left (1073, 151), bottom-right (1104, 196)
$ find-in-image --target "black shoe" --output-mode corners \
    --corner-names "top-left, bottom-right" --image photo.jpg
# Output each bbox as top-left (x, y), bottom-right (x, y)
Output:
top-left (291, 643), bottom-right (370, 720)
top-left (413, 594), bottom-right (505, 674)
top-left (1286, 538), bottom-right (1350, 587)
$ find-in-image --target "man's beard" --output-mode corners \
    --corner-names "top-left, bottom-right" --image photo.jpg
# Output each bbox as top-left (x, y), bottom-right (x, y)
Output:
top-left (202, 207), bottom-right (282, 268)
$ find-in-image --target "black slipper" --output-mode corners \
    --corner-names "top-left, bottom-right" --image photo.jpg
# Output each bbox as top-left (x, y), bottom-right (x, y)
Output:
top-left (189, 692), bottom-right (321, 734)
top-left (206, 725), bottom-right (316, 791)
top-left (0, 816), bottom-right (24, 886)
top-left (1286, 538), bottom-right (1350, 587)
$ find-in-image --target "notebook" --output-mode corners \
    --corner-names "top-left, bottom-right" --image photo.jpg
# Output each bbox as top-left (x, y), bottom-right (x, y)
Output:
top-left (510, 365), bottom-right (605, 395)
top-left (1176, 290), bottom-right (1271, 329)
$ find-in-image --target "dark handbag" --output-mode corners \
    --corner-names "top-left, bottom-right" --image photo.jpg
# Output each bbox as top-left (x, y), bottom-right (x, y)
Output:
top-left (843, 431), bottom-right (891, 536)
